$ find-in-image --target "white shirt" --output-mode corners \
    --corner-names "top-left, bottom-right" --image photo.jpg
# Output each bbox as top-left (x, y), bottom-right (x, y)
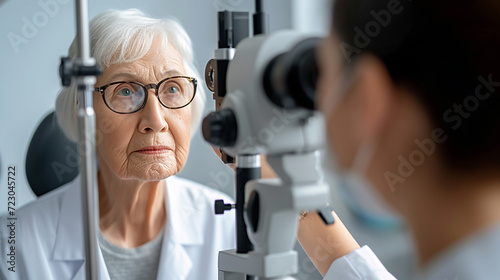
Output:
top-left (0, 175), bottom-right (236, 280)
top-left (323, 224), bottom-right (500, 280)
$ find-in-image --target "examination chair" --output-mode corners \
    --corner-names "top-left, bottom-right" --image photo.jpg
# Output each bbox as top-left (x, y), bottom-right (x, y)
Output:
top-left (26, 111), bottom-right (79, 197)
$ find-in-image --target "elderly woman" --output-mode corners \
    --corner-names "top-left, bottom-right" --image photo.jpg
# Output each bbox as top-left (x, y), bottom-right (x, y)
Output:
top-left (0, 9), bottom-right (235, 280)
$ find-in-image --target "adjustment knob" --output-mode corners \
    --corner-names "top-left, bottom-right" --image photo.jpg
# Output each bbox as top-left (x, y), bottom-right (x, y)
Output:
top-left (317, 206), bottom-right (335, 225)
top-left (214, 199), bottom-right (234, 215)
top-left (202, 108), bottom-right (238, 147)
top-left (204, 59), bottom-right (216, 92)
top-left (59, 57), bottom-right (73, 87)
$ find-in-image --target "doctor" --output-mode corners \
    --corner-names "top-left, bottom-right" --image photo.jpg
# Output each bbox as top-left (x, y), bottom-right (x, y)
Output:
top-left (0, 9), bottom-right (235, 280)
top-left (298, 0), bottom-right (500, 279)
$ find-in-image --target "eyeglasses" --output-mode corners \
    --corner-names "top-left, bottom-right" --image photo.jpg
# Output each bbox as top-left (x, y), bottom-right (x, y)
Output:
top-left (94, 76), bottom-right (197, 114)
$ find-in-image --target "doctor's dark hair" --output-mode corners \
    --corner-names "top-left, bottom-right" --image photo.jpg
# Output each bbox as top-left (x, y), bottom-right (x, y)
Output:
top-left (332, 0), bottom-right (500, 170)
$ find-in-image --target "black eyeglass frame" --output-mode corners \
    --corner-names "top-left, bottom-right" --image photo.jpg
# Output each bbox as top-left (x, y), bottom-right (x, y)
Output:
top-left (93, 76), bottom-right (198, 114)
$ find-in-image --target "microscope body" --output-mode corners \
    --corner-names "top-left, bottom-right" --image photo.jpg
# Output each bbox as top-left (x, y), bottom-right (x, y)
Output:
top-left (222, 31), bottom-right (325, 156)
top-left (207, 31), bottom-right (330, 280)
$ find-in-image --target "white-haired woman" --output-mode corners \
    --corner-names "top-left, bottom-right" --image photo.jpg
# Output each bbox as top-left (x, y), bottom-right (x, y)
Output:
top-left (0, 9), bottom-right (235, 280)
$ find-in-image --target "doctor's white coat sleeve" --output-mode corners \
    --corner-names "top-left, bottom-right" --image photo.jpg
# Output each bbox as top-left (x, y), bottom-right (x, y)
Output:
top-left (323, 246), bottom-right (397, 280)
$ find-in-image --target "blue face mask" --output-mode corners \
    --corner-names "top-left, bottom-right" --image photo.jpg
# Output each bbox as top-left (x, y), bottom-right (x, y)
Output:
top-left (324, 140), bottom-right (401, 229)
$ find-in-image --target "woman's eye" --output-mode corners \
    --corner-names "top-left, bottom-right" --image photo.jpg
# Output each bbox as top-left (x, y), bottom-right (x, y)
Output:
top-left (168, 86), bottom-right (179, 94)
top-left (119, 88), bottom-right (133, 96)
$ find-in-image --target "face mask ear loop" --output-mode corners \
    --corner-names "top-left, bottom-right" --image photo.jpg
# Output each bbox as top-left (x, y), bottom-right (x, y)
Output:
top-left (350, 139), bottom-right (377, 177)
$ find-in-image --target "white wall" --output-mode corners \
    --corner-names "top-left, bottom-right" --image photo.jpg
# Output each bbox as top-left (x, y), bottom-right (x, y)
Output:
top-left (292, 0), bottom-right (331, 36)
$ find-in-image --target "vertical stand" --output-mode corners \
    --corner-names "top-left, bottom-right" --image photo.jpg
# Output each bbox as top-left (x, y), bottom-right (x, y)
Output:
top-left (218, 152), bottom-right (330, 280)
top-left (59, 1), bottom-right (102, 279)
top-left (235, 155), bottom-right (260, 280)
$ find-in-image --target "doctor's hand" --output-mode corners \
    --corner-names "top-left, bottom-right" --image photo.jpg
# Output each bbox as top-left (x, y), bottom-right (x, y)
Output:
top-left (297, 210), bottom-right (360, 276)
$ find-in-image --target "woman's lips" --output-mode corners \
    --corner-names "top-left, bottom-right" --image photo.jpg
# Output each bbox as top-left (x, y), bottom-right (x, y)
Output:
top-left (134, 146), bottom-right (172, 155)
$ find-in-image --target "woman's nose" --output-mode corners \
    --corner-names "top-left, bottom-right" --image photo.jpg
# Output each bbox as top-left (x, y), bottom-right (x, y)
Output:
top-left (138, 90), bottom-right (169, 133)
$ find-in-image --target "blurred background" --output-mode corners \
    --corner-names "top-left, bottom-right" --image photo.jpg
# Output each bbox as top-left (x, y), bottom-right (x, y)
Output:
top-left (0, 0), bottom-right (414, 279)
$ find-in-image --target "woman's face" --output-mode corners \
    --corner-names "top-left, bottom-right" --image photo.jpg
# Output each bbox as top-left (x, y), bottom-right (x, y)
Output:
top-left (93, 37), bottom-right (192, 182)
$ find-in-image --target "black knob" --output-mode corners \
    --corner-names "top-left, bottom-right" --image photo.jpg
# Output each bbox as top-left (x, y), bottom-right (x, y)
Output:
top-left (59, 57), bottom-right (73, 87)
top-left (214, 199), bottom-right (234, 215)
top-left (317, 206), bottom-right (335, 225)
top-left (202, 109), bottom-right (238, 147)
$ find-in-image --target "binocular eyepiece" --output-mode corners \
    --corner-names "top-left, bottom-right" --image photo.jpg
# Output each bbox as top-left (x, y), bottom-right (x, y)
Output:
top-left (263, 37), bottom-right (320, 111)
top-left (202, 36), bottom-right (321, 148)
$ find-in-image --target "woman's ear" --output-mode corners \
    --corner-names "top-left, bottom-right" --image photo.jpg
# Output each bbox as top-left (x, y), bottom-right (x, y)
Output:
top-left (347, 54), bottom-right (395, 143)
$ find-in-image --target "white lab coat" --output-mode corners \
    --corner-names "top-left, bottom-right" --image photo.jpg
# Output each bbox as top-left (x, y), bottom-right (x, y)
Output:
top-left (323, 224), bottom-right (500, 280)
top-left (0, 175), bottom-right (236, 280)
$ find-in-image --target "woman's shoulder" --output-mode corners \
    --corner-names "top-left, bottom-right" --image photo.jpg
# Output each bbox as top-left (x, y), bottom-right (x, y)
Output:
top-left (0, 178), bottom-right (81, 278)
top-left (0, 177), bottom-right (79, 238)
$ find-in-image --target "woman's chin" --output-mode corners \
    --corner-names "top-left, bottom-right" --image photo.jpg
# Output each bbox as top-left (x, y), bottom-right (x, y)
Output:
top-left (121, 162), bottom-right (178, 182)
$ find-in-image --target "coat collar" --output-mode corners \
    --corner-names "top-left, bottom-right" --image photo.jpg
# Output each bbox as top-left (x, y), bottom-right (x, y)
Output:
top-left (164, 175), bottom-right (205, 246)
top-left (52, 176), bottom-right (85, 261)
top-left (51, 175), bottom-right (204, 279)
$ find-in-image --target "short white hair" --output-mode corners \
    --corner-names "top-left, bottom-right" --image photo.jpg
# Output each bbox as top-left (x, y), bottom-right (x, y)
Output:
top-left (55, 9), bottom-right (206, 142)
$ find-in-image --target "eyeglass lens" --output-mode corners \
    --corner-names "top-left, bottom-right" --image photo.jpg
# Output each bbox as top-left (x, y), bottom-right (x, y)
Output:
top-left (103, 77), bottom-right (194, 113)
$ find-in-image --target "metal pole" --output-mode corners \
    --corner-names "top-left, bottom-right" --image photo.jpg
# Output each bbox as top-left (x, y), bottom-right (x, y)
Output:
top-left (75, 0), bottom-right (99, 279)
top-left (235, 155), bottom-right (260, 280)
